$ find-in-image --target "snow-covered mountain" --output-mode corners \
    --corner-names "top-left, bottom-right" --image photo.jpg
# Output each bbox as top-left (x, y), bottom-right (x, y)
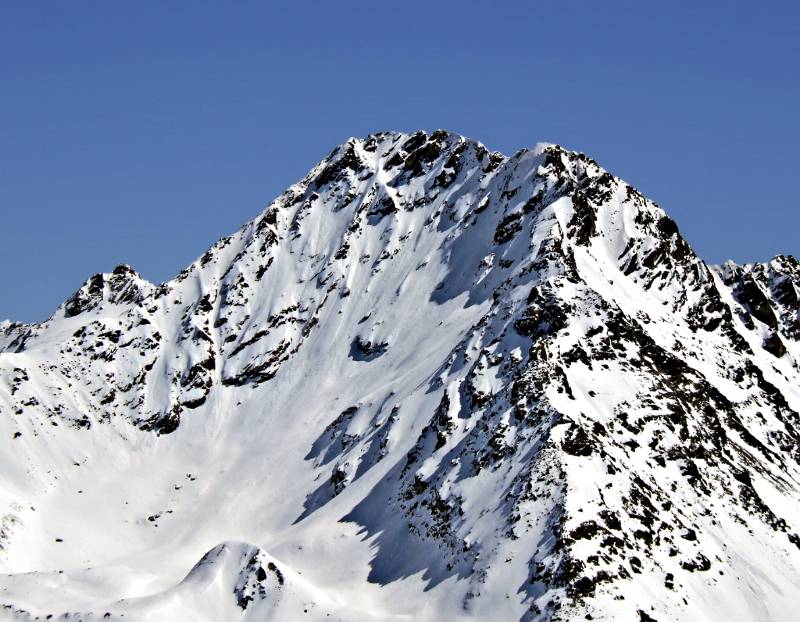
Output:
top-left (1, 130), bottom-right (799, 621)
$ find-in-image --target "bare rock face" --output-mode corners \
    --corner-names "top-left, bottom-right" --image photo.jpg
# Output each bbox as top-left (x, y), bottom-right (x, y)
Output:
top-left (1, 131), bottom-right (799, 621)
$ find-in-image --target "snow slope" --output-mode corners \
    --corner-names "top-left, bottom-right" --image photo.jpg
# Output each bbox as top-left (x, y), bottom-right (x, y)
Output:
top-left (1, 130), bottom-right (800, 621)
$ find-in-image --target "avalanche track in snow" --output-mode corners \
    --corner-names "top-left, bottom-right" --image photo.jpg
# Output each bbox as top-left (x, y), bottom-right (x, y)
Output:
top-left (1, 130), bottom-right (800, 621)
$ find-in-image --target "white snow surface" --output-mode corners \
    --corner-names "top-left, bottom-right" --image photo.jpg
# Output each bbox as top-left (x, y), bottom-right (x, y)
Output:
top-left (1, 130), bottom-right (800, 621)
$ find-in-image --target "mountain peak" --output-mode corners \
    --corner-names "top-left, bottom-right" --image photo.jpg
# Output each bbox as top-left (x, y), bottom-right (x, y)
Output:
top-left (1, 132), bottom-right (799, 621)
top-left (60, 262), bottom-right (152, 319)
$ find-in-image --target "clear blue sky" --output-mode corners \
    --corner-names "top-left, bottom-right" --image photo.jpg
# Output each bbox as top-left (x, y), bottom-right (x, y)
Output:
top-left (1, 2), bottom-right (798, 322)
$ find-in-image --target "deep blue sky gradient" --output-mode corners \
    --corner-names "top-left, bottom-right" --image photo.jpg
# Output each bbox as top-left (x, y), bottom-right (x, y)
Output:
top-left (1, 1), bottom-right (798, 321)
